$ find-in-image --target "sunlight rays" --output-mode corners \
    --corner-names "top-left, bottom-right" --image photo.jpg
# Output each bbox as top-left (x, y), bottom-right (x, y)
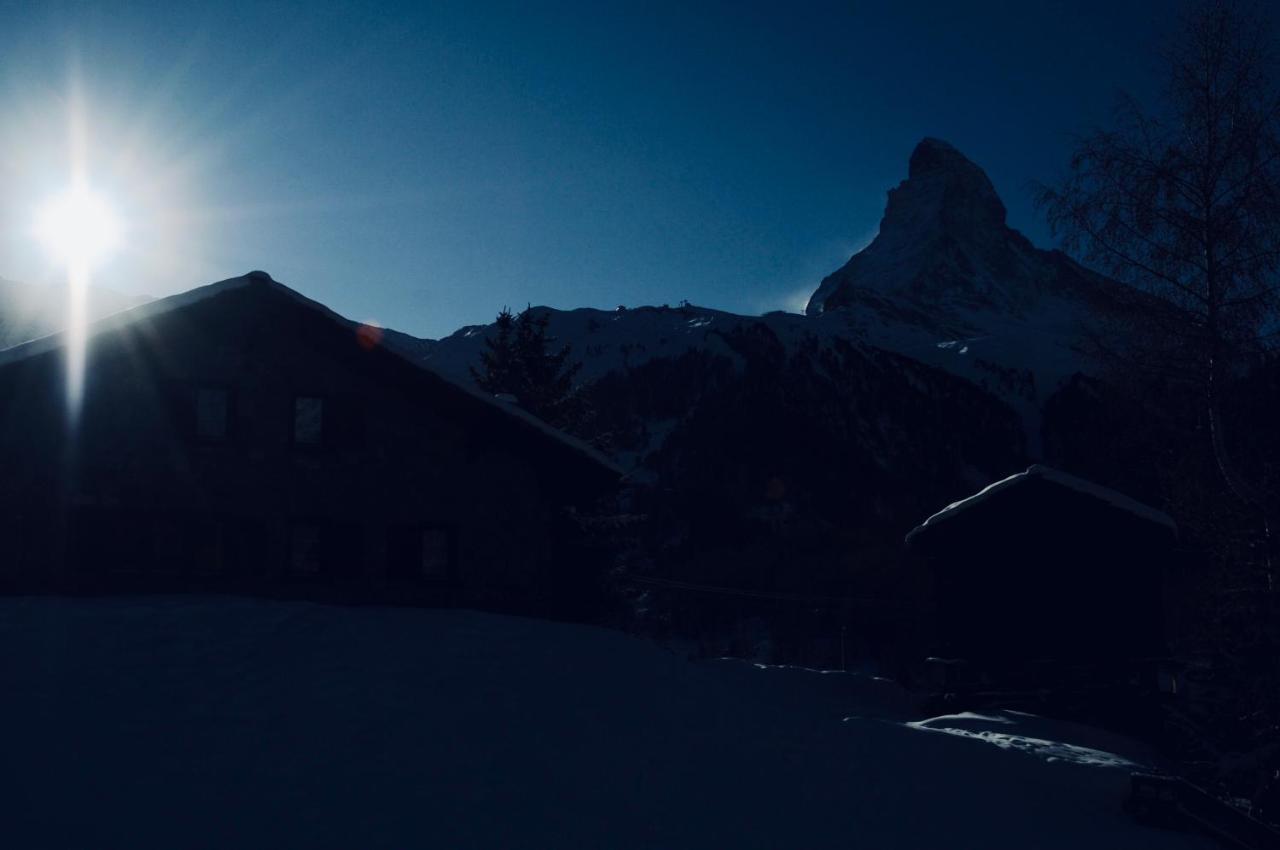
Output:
top-left (34, 87), bottom-right (123, 420)
top-left (36, 188), bottom-right (122, 419)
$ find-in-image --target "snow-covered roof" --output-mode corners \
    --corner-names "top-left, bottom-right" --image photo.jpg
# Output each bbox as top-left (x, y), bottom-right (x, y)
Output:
top-left (905, 464), bottom-right (1176, 545)
top-left (0, 271), bottom-right (622, 478)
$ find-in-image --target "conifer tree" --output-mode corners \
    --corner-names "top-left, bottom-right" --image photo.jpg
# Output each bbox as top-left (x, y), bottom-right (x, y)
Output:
top-left (471, 307), bottom-right (585, 433)
top-left (471, 308), bottom-right (518, 397)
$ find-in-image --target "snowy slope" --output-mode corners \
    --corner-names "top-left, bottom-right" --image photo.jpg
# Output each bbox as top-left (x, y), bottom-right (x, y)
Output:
top-left (0, 597), bottom-right (1209, 849)
top-left (421, 299), bottom-right (1031, 500)
top-left (805, 138), bottom-right (1122, 432)
top-left (422, 294), bottom-right (1044, 403)
top-left (421, 302), bottom-right (859, 386)
top-left (417, 300), bottom-right (1051, 471)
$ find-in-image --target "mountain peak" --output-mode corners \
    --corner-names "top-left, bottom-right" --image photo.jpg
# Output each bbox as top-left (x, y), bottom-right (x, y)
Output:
top-left (896, 137), bottom-right (1007, 231)
top-left (806, 139), bottom-right (1028, 317)
top-left (909, 137), bottom-right (975, 175)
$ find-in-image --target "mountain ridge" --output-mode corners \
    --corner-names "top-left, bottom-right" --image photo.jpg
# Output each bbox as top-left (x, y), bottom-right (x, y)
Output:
top-left (415, 138), bottom-right (1125, 463)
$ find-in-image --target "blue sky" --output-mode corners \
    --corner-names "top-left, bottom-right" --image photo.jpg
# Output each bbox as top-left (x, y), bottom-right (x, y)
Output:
top-left (1, 1), bottom-right (1161, 338)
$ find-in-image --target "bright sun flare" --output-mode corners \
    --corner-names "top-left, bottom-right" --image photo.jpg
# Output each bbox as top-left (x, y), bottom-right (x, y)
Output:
top-left (35, 184), bottom-right (123, 418)
top-left (36, 187), bottom-right (121, 267)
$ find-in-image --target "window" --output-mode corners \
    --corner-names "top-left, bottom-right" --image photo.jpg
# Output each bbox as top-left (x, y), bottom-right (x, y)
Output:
top-left (387, 524), bottom-right (457, 582)
top-left (195, 387), bottom-right (230, 441)
top-left (294, 396), bottom-right (324, 446)
top-left (292, 395), bottom-right (366, 449)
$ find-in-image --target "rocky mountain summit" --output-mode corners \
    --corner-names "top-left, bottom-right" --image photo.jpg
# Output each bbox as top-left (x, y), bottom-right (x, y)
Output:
top-left (797, 138), bottom-right (1126, 434)
top-left (807, 137), bottom-right (1108, 326)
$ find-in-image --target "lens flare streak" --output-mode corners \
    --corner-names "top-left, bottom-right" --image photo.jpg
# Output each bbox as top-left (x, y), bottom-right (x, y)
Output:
top-left (35, 89), bottom-right (124, 421)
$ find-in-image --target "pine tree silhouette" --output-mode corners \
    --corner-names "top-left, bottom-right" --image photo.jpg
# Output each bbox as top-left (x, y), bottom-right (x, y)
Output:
top-left (471, 307), bottom-right (584, 433)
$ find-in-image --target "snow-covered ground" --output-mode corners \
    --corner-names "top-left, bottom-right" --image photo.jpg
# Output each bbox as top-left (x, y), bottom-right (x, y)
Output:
top-left (0, 598), bottom-right (1210, 849)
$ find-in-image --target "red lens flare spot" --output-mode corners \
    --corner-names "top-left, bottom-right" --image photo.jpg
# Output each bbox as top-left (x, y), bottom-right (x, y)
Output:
top-left (356, 323), bottom-right (383, 351)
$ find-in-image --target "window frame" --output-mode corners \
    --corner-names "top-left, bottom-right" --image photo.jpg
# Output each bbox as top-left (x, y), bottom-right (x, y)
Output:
top-left (289, 392), bottom-right (366, 451)
top-left (291, 393), bottom-right (327, 449)
top-left (386, 522), bottom-right (459, 585)
top-left (285, 517), bottom-right (365, 580)
top-left (167, 381), bottom-right (235, 445)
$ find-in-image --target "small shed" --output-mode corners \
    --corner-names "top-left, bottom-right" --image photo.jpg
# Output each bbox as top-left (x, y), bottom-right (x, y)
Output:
top-left (905, 465), bottom-right (1176, 668)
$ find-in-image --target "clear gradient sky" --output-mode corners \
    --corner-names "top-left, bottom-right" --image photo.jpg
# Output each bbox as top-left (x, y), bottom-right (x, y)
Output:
top-left (1, 1), bottom-right (1163, 338)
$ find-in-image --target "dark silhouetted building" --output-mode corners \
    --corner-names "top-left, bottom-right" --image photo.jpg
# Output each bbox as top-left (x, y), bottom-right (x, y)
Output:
top-left (906, 465), bottom-right (1175, 673)
top-left (0, 272), bottom-right (619, 616)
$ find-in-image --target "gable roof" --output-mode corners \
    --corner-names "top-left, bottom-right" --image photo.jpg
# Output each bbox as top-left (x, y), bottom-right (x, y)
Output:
top-left (0, 271), bottom-right (622, 480)
top-left (905, 464), bottom-right (1176, 545)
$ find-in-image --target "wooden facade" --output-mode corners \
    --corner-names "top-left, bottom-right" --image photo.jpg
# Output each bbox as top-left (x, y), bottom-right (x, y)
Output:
top-left (0, 272), bottom-right (620, 616)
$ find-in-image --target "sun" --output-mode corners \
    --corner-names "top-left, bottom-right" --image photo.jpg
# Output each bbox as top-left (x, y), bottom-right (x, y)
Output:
top-left (35, 187), bottom-right (122, 268)
top-left (34, 184), bottom-right (123, 419)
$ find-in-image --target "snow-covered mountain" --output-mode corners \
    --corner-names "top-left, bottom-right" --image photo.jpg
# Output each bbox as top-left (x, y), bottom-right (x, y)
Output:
top-left (806, 138), bottom-right (1118, 416)
top-left (421, 300), bottom-right (1026, 480)
top-left (419, 138), bottom-right (1117, 464)
top-left (392, 137), bottom-right (1166, 565)
top-left (426, 139), bottom-right (1115, 404)
top-left (808, 137), bottom-right (1101, 321)
top-left (420, 302), bottom-right (853, 386)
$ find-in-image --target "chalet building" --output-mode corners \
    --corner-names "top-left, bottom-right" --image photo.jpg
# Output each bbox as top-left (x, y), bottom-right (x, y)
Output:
top-left (905, 465), bottom-right (1176, 675)
top-left (0, 272), bottom-right (620, 616)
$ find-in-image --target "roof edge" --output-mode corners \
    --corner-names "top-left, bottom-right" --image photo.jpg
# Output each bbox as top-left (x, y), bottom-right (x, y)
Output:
top-left (905, 464), bottom-right (1176, 545)
top-left (0, 271), bottom-right (623, 480)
